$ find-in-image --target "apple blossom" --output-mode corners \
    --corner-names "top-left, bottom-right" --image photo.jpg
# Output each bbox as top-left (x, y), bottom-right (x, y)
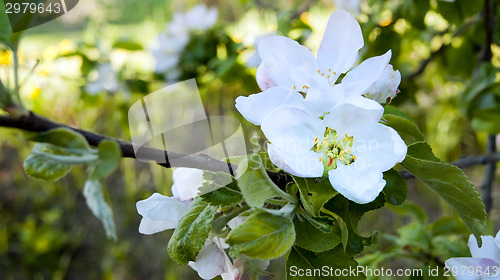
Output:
top-left (85, 63), bottom-right (121, 95)
top-left (150, 4), bottom-right (218, 81)
top-left (260, 97), bottom-right (407, 204)
top-left (445, 231), bottom-right (500, 280)
top-left (236, 10), bottom-right (393, 125)
top-left (364, 64), bottom-right (401, 106)
top-left (136, 168), bottom-right (240, 280)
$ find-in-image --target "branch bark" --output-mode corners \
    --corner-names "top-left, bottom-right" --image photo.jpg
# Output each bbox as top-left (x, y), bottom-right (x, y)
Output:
top-left (0, 111), bottom-right (292, 186)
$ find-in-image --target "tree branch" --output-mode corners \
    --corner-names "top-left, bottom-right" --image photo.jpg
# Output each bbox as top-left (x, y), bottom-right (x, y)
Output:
top-left (0, 111), bottom-right (292, 186)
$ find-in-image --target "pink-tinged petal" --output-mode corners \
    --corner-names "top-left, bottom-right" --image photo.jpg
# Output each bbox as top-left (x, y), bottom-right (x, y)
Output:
top-left (445, 257), bottom-right (500, 280)
top-left (469, 235), bottom-right (500, 261)
top-left (302, 75), bottom-right (345, 117)
top-left (364, 64), bottom-right (401, 105)
top-left (258, 36), bottom-right (318, 89)
top-left (317, 10), bottom-right (364, 80)
top-left (261, 107), bottom-right (324, 154)
top-left (235, 87), bottom-right (304, 125)
top-left (188, 241), bottom-right (226, 279)
top-left (136, 193), bottom-right (190, 234)
top-left (268, 143), bottom-right (324, 178)
top-left (328, 163), bottom-right (386, 204)
top-left (341, 50), bottom-right (392, 97)
top-left (351, 123), bottom-right (407, 172)
top-left (323, 96), bottom-right (384, 134)
top-left (256, 63), bottom-right (277, 91)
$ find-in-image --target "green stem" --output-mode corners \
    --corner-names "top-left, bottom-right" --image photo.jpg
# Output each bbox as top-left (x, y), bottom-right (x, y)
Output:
top-left (212, 205), bottom-right (251, 233)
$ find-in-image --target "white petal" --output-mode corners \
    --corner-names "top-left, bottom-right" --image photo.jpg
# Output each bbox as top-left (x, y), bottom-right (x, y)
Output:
top-left (138, 217), bottom-right (176, 235)
top-left (317, 10), bottom-right (364, 80)
top-left (172, 168), bottom-right (204, 201)
top-left (469, 235), bottom-right (500, 261)
top-left (268, 143), bottom-right (324, 178)
top-left (351, 123), bottom-right (407, 172)
top-left (328, 163), bottom-right (386, 204)
top-left (235, 87), bottom-right (304, 126)
top-left (258, 36), bottom-right (318, 89)
top-left (341, 50), bottom-right (392, 97)
top-left (261, 107), bottom-right (324, 154)
top-left (302, 75), bottom-right (345, 117)
top-left (364, 64), bottom-right (401, 105)
top-left (445, 257), bottom-right (500, 280)
top-left (256, 63), bottom-right (277, 90)
top-left (136, 193), bottom-right (190, 234)
top-left (323, 96), bottom-right (384, 134)
top-left (189, 241), bottom-right (226, 279)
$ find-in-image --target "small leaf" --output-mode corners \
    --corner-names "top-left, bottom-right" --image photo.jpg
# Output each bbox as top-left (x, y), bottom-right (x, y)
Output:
top-left (382, 169), bottom-right (408, 206)
top-left (24, 127), bottom-right (91, 151)
top-left (227, 212), bottom-right (295, 260)
top-left (24, 142), bottom-right (98, 181)
top-left (383, 106), bottom-right (424, 144)
top-left (325, 195), bottom-right (383, 256)
top-left (293, 177), bottom-right (338, 217)
top-left (167, 198), bottom-right (217, 265)
top-left (286, 246), bottom-right (366, 280)
top-left (401, 142), bottom-right (487, 244)
top-left (236, 153), bottom-right (281, 208)
top-left (112, 39), bottom-right (143, 51)
top-left (90, 140), bottom-right (121, 180)
top-left (198, 171), bottom-right (242, 207)
top-left (294, 216), bottom-right (341, 253)
top-left (83, 180), bottom-right (117, 240)
top-left (24, 145), bottom-right (73, 181)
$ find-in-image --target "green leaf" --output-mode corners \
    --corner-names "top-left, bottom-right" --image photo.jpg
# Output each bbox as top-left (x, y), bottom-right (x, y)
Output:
top-left (198, 171), bottom-right (242, 206)
top-left (167, 198), bottom-right (217, 265)
top-left (0, 4), bottom-right (12, 46)
top-left (24, 127), bottom-right (92, 151)
top-left (382, 169), bottom-right (408, 206)
top-left (400, 142), bottom-right (487, 244)
top-left (397, 223), bottom-right (431, 251)
top-left (286, 246), bottom-right (366, 280)
top-left (325, 195), bottom-right (383, 256)
top-left (23, 142), bottom-right (98, 181)
top-left (227, 211), bottom-right (295, 260)
top-left (236, 153), bottom-right (282, 208)
top-left (0, 79), bottom-right (13, 109)
top-left (293, 177), bottom-right (338, 216)
top-left (112, 39), bottom-right (143, 51)
top-left (89, 140), bottom-right (121, 180)
top-left (23, 144), bottom-right (73, 181)
top-left (294, 216), bottom-right (342, 253)
top-left (83, 180), bottom-right (117, 240)
top-left (383, 106), bottom-right (424, 144)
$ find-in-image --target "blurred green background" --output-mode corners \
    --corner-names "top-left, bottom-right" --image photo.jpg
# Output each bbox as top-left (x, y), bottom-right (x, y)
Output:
top-left (0, 0), bottom-right (499, 279)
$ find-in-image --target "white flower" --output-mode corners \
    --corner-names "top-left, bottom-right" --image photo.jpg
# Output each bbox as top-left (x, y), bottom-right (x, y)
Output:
top-left (85, 63), bottom-right (121, 95)
top-left (445, 231), bottom-right (500, 280)
top-left (150, 4), bottom-right (218, 79)
top-left (260, 97), bottom-right (407, 204)
top-left (136, 168), bottom-right (238, 279)
top-left (236, 10), bottom-right (392, 125)
top-left (364, 64), bottom-right (401, 105)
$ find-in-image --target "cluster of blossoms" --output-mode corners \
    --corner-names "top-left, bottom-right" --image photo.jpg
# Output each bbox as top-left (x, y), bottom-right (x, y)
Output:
top-left (136, 168), bottom-right (267, 279)
top-left (85, 63), bottom-right (123, 95)
top-left (446, 231), bottom-right (500, 279)
top-left (150, 4), bottom-right (218, 81)
top-left (236, 10), bottom-right (406, 204)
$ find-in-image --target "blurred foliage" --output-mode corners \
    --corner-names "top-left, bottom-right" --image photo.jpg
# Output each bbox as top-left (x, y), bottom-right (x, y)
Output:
top-left (0, 0), bottom-right (499, 278)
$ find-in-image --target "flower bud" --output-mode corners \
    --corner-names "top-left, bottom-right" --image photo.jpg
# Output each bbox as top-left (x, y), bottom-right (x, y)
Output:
top-left (364, 64), bottom-right (401, 106)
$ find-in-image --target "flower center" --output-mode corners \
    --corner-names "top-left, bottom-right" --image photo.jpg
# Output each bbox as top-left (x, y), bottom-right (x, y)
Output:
top-left (311, 127), bottom-right (356, 173)
top-left (317, 68), bottom-right (337, 86)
